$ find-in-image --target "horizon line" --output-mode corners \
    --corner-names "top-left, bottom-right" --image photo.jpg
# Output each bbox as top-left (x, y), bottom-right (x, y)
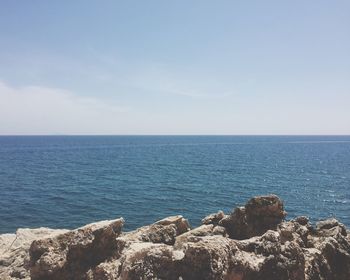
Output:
top-left (0, 134), bottom-right (350, 137)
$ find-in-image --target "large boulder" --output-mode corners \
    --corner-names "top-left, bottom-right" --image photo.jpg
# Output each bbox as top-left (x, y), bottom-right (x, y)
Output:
top-left (0, 228), bottom-right (68, 280)
top-left (29, 218), bottom-right (124, 280)
top-left (220, 195), bottom-right (287, 239)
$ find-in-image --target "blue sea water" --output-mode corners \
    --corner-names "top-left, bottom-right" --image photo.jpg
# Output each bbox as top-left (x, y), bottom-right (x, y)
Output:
top-left (0, 136), bottom-right (349, 234)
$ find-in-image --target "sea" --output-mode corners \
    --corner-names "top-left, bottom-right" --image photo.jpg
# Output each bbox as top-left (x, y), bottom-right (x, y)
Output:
top-left (0, 136), bottom-right (349, 234)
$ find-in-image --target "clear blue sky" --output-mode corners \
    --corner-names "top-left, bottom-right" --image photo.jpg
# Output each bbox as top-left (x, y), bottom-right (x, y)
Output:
top-left (0, 0), bottom-right (349, 134)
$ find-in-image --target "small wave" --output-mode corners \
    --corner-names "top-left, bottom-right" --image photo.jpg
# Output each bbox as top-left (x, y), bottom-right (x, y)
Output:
top-left (323, 199), bottom-right (349, 204)
top-left (286, 141), bottom-right (350, 144)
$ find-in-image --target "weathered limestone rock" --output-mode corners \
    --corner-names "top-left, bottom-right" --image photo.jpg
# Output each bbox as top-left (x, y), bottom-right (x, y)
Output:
top-left (202, 211), bottom-right (225, 226)
top-left (29, 218), bottom-right (124, 280)
top-left (175, 224), bottom-right (227, 248)
top-left (237, 230), bottom-right (306, 279)
top-left (1, 194), bottom-right (350, 280)
top-left (87, 259), bottom-right (121, 280)
top-left (315, 218), bottom-right (347, 237)
top-left (220, 194), bottom-right (287, 239)
top-left (306, 219), bottom-right (350, 280)
top-left (0, 228), bottom-right (68, 280)
top-left (155, 216), bottom-right (191, 235)
top-left (119, 215), bottom-right (190, 246)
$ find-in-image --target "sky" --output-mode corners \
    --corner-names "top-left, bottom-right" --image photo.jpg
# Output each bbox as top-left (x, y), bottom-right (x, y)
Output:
top-left (0, 0), bottom-right (349, 135)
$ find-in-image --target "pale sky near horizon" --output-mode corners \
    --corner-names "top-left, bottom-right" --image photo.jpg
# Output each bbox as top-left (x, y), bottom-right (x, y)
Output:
top-left (0, 0), bottom-right (349, 135)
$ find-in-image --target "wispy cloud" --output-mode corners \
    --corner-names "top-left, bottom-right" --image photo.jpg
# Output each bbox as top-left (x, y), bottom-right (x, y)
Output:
top-left (0, 81), bottom-right (130, 135)
top-left (1, 48), bottom-right (237, 100)
top-left (119, 63), bottom-right (236, 99)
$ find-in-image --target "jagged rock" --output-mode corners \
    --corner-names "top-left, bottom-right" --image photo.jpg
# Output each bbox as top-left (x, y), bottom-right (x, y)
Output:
top-left (118, 243), bottom-right (176, 279)
top-left (0, 228), bottom-right (68, 280)
top-left (220, 194), bottom-right (287, 239)
top-left (155, 216), bottom-right (191, 235)
top-left (1, 194), bottom-right (350, 280)
top-left (29, 218), bottom-right (124, 280)
top-left (87, 258), bottom-right (122, 280)
top-left (202, 211), bottom-right (225, 226)
top-left (117, 236), bottom-right (240, 280)
top-left (315, 218), bottom-right (347, 237)
top-left (306, 219), bottom-right (350, 280)
top-left (236, 230), bottom-right (305, 279)
top-left (83, 216), bottom-right (190, 279)
top-left (119, 215), bottom-right (190, 246)
top-left (175, 224), bottom-right (227, 247)
top-left (118, 234), bottom-right (304, 280)
top-left (178, 236), bottom-right (239, 279)
top-left (278, 220), bottom-right (310, 247)
top-left (293, 216), bottom-right (309, 226)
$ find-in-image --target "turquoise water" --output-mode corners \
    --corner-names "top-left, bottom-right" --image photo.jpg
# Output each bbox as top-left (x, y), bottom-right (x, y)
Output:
top-left (0, 136), bottom-right (349, 233)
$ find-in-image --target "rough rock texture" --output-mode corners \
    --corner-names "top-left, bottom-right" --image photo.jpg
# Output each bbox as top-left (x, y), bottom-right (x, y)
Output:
top-left (1, 194), bottom-right (350, 280)
top-left (0, 228), bottom-right (68, 280)
top-left (219, 195), bottom-right (287, 239)
top-left (120, 216), bottom-right (190, 245)
top-left (29, 218), bottom-right (124, 280)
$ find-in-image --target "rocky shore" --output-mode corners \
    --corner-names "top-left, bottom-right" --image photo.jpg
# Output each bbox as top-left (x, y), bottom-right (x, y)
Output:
top-left (1, 195), bottom-right (350, 280)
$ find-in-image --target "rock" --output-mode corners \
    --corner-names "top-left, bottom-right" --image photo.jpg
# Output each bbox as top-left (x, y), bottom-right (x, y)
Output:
top-left (0, 228), bottom-right (68, 280)
top-left (118, 242), bottom-right (176, 279)
top-left (87, 259), bottom-right (121, 280)
top-left (278, 220), bottom-right (310, 247)
top-left (179, 236), bottom-right (239, 279)
top-left (303, 247), bottom-right (331, 280)
top-left (85, 216), bottom-right (190, 279)
top-left (118, 235), bottom-right (244, 280)
top-left (220, 195), bottom-right (287, 239)
top-left (155, 216), bottom-right (191, 235)
top-left (308, 219), bottom-right (350, 280)
top-left (202, 211), bottom-right (225, 226)
top-left (119, 215), bottom-right (190, 246)
top-left (1, 194), bottom-right (350, 280)
top-left (120, 234), bottom-right (303, 280)
top-left (306, 235), bottom-right (350, 280)
top-left (316, 218), bottom-right (347, 236)
top-left (293, 216), bottom-right (309, 226)
top-left (175, 224), bottom-right (227, 247)
top-left (29, 218), bottom-right (124, 280)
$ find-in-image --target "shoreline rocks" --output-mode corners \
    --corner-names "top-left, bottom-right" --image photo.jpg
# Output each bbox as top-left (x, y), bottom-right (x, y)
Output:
top-left (0, 228), bottom-right (68, 280)
top-left (1, 195), bottom-right (350, 280)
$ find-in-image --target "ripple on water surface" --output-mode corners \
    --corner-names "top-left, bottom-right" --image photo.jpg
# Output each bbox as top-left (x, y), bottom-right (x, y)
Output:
top-left (0, 135), bottom-right (350, 233)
